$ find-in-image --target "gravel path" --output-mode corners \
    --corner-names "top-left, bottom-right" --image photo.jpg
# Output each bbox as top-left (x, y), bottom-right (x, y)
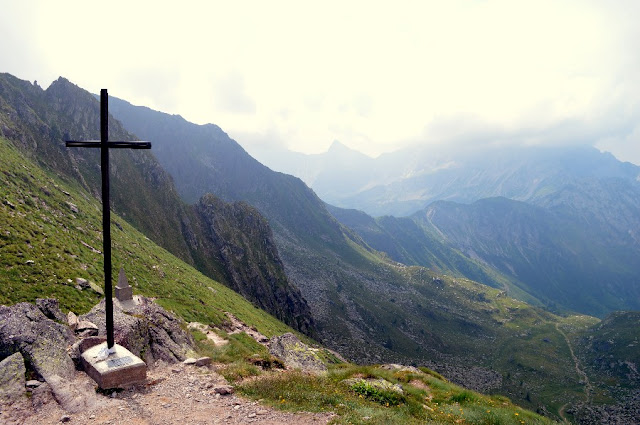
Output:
top-left (15, 363), bottom-right (332, 425)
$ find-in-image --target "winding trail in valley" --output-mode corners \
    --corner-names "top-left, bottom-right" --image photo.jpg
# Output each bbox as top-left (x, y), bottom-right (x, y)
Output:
top-left (555, 323), bottom-right (593, 422)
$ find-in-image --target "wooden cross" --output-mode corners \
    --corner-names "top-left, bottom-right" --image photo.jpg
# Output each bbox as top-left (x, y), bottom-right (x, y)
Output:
top-left (66, 89), bottom-right (151, 350)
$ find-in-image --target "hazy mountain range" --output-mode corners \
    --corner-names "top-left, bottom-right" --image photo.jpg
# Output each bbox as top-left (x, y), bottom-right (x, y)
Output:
top-left (253, 141), bottom-right (640, 217)
top-left (1, 72), bottom-right (639, 422)
top-left (255, 141), bottom-right (640, 317)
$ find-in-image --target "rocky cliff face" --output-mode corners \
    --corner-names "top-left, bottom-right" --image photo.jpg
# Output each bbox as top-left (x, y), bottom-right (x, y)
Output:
top-left (191, 195), bottom-right (314, 334)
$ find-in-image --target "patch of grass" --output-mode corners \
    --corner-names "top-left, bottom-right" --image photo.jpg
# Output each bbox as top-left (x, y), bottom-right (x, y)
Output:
top-left (418, 366), bottom-right (448, 382)
top-left (238, 364), bottom-right (558, 425)
top-left (218, 361), bottom-right (262, 383)
top-left (450, 389), bottom-right (478, 404)
top-left (208, 332), bottom-right (268, 364)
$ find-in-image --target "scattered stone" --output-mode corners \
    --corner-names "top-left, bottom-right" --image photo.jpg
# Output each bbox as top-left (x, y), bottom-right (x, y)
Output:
top-left (65, 201), bottom-right (79, 213)
top-left (213, 385), bottom-right (234, 395)
top-left (380, 364), bottom-right (421, 373)
top-left (67, 311), bottom-right (79, 330)
top-left (195, 357), bottom-right (211, 367)
top-left (48, 374), bottom-right (101, 413)
top-left (224, 313), bottom-right (269, 344)
top-left (75, 320), bottom-right (99, 337)
top-left (31, 382), bottom-right (55, 411)
top-left (146, 378), bottom-right (165, 386)
top-left (26, 380), bottom-right (42, 388)
top-left (87, 280), bottom-right (104, 295)
top-left (183, 358), bottom-right (197, 365)
top-left (25, 260), bottom-right (35, 265)
top-left (75, 277), bottom-right (90, 289)
top-left (60, 414), bottom-right (71, 422)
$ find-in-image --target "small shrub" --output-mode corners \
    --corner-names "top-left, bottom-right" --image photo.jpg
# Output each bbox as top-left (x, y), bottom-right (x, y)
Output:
top-left (450, 389), bottom-right (478, 404)
top-left (219, 361), bottom-right (261, 382)
top-left (247, 354), bottom-right (285, 370)
top-left (350, 380), bottom-right (406, 406)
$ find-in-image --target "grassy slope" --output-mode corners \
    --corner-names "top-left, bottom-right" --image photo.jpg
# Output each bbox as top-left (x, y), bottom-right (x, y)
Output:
top-left (0, 134), bottom-right (558, 424)
top-left (0, 136), bottom-right (292, 336)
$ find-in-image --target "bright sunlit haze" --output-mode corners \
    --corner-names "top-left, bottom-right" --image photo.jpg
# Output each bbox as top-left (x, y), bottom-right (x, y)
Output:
top-left (2, 0), bottom-right (639, 164)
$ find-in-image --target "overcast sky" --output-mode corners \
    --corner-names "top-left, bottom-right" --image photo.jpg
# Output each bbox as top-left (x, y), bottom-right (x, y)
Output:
top-left (2, 0), bottom-right (639, 164)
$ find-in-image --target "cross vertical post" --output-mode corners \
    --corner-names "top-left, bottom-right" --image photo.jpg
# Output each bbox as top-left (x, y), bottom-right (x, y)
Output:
top-left (66, 89), bottom-right (151, 351)
top-left (100, 89), bottom-right (114, 349)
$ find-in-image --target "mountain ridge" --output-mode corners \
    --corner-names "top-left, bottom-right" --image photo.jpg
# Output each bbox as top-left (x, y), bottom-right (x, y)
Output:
top-left (256, 141), bottom-right (640, 217)
top-left (0, 73), bottom-right (314, 334)
top-left (3, 72), bottom-right (639, 421)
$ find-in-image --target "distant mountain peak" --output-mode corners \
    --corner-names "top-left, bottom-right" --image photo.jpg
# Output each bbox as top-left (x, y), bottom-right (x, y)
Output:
top-left (325, 140), bottom-right (373, 160)
top-left (327, 140), bottom-right (351, 153)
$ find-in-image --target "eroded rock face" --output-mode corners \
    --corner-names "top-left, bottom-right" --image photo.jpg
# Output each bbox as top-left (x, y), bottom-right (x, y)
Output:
top-left (0, 302), bottom-right (75, 380)
top-left (268, 333), bottom-right (327, 374)
top-left (35, 298), bottom-right (66, 323)
top-left (79, 296), bottom-right (195, 363)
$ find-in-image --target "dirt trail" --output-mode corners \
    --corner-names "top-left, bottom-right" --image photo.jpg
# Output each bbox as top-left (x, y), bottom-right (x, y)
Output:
top-left (17, 363), bottom-right (332, 425)
top-left (555, 323), bottom-right (593, 422)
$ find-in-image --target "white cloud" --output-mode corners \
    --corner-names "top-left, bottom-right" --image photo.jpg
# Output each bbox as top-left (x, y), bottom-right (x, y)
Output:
top-left (1, 0), bottom-right (639, 164)
top-left (213, 71), bottom-right (256, 115)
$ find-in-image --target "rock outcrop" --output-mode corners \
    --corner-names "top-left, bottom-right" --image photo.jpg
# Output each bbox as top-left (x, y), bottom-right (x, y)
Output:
top-left (79, 295), bottom-right (195, 363)
top-left (268, 333), bottom-right (327, 374)
top-left (0, 352), bottom-right (26, 403)
top-left (0, 296), bottom-right (197, 417)
top-left (35, 298), bottom-right (66, 323)
top-left (0, 302), bottom-right (75, 380)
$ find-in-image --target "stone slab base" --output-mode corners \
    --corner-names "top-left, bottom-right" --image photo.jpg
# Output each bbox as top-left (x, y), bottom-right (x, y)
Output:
top-left (81, 343), bottom-right (147, 389)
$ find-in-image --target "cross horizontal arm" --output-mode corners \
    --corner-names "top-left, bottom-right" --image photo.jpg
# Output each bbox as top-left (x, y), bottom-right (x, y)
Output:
top-left (66, 141), bottom-right (152, 149)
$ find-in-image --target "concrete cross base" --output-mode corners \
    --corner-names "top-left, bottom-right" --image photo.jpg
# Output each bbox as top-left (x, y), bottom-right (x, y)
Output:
top-left (81, 342), bottom-right (147, 389)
